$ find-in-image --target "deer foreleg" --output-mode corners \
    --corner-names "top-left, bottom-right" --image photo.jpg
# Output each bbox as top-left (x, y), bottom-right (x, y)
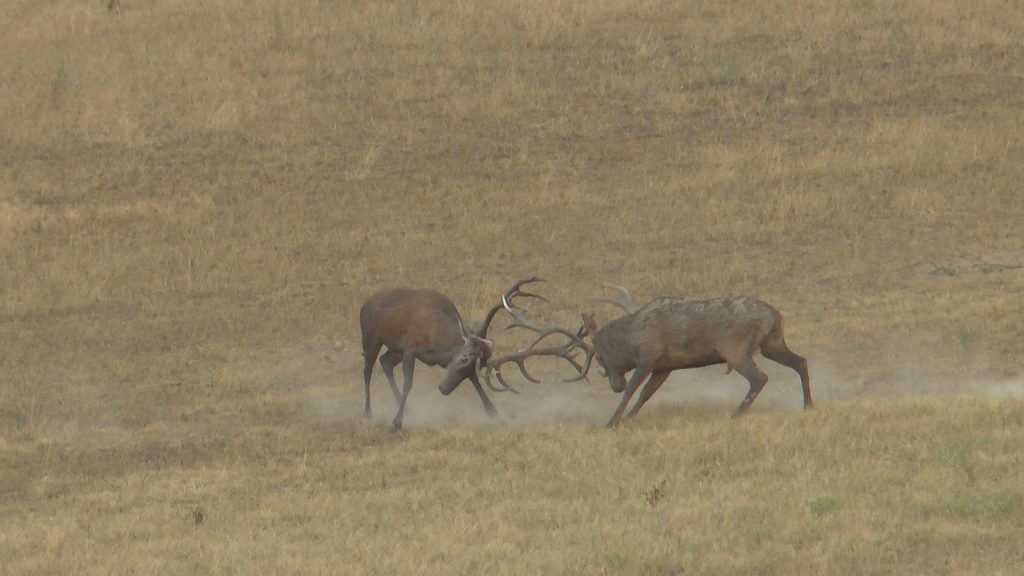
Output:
top-left (379, 349), bottom-right (403, 409)
top-left (468, 372), bottom-right (498, 417)
top-left (362, 342), bottom-right (382, 420)
top-left (390, 353), bottom-right (417, 432)
top-left (607, 366), bottom-right (653, 429)
top-left (626, 370), bottom-right (672, 419)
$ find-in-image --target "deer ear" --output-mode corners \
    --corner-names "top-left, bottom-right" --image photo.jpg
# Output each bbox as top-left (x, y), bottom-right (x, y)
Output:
top-left (582, 312), bottom-right (598, 335)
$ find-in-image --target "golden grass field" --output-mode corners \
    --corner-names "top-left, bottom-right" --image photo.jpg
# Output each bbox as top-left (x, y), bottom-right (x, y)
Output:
top-left (2, 0), bottom-right (1024, 573)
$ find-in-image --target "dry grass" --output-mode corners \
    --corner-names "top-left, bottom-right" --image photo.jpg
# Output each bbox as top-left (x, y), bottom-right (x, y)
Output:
top-left (2, 0), bottom-right (1024, 573)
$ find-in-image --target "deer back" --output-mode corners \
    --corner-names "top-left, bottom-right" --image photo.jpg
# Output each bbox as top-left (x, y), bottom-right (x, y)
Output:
top-left (360, 288), bottom-right (465, 356)
top-left (623, 297), bottom-right (781, 366)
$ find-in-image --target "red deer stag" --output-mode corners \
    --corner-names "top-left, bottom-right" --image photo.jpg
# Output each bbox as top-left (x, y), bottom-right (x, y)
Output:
top-left (360, 277), bottom-right (570, 431)
top-left (567, 285), bottom-right (813, 427)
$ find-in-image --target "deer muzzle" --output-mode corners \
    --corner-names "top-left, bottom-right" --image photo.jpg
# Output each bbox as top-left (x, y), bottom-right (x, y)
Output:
top-left (439, 371), bottom-right (464, 395)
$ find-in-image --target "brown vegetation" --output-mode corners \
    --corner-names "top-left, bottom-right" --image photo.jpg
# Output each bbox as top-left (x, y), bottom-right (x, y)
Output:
top-left (2, 0), bottom-right (1024, 573)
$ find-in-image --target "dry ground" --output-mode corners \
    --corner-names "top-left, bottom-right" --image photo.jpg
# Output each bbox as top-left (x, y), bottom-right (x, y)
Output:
top-left (2, 0), bottom-right (1024, 573)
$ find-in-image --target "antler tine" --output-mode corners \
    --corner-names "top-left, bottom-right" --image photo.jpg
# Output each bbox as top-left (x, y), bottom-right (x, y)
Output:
top-left (496, 369), bottom-right (526, 390)
top-left (556, 339), bottom-right (592, 383)
top-left (599, 282), bottom-right (633, 314)
top-left (476, 276), bottom-right (546, 339)
top-left (481, 280), bottom-right (597, 388)
top-left (560, 319), bottom-right (595, 381)
top-left (484, 337), bottom-right (589, 390)
top-left (502, 296), bottom-right (590, 351)
top-left (494, 298), bottom-right (596, 385)
top-left (505, 276), bottom-right (548, 304)
top-left (562, 346), bottom-right (594, 382)
top-left (482, 364), bottom-right (523, 394)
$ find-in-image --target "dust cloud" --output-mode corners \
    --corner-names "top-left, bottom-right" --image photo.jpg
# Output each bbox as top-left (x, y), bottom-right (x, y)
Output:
top-left (299, 349), bottom-right (1024, 431)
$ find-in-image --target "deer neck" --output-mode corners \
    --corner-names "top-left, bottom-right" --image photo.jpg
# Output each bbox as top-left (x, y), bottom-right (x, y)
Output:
top-left (594, 314), bottom-right (639, 374)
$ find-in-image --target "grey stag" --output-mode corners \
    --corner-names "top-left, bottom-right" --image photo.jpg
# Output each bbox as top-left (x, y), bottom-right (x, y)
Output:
top-left (572, 285), bottom-right (813, 427)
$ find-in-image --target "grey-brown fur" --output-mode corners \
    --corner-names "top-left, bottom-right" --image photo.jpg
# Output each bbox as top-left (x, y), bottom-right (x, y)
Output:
top-left (585, 296), bottom-right (812, 427)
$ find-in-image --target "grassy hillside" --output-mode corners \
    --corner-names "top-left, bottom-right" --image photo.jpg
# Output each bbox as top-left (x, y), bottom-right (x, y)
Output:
top-left (2, 0), bottom-right (1023, 573)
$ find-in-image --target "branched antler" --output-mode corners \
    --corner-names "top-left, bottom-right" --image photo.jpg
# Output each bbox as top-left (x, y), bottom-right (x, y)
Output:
top-left (475, 276), bottom-right (547, 339)
top-left (560, 320), bottom-right (595, 382)
top-left (482, 340), bottom-right (585, 393)
top-left (478, 297), bottom-right (594, 390)
top-left (503, 296), bottom-right (589, 352)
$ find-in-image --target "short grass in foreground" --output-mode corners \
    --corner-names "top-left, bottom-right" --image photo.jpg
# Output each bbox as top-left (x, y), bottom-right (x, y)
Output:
top-left (2, 400), bottom-right (1022, 575)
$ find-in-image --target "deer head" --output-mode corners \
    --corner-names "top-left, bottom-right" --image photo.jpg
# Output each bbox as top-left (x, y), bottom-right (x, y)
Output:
top-left (564, 283), bottom-right (635, 387)
top-left (438, 325), bottom-right (494, 396)
top-left (435, 277), bottom-right (547, 396)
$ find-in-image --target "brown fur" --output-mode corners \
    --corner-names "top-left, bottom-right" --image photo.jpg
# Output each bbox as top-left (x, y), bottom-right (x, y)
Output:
top-left (359, 288), bottom-right (495, 431)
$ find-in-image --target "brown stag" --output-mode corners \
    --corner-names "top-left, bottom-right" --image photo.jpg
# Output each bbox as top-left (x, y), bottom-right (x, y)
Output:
top-left (565, 285), bottom-right (812, 427)
top-left (359, 277), bottom-right (573, 431)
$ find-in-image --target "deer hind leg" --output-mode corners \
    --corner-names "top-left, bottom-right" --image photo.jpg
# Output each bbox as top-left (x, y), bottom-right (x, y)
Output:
top-left (626, 370), bottom-right (671, 419)
top-left (607, 365), bottom-right (653, 429)
top-left (468, 372), bottom-right (498, 417)
top-left (390, 353), bottom-right (417, 432)
top-left (724, 354), bottom-right (769, 418)
top-left (379, 349), bottom-right (404, 409)
top-left (761, 337), bottom-right (813, 409)
top-left (362, 341), bottom-right (382, 419)
top-left (718, 329), bottom-right (772, 418)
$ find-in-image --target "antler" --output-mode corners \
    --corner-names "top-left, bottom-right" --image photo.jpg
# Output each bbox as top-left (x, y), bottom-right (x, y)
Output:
top-left (480, 297), bottom-right (594, 390)
top-left (556, 320), bottom-right (595, 382)
top-left (503, 296), bottom-right (589, 351)
top-left (599, 282), bottom-right (633, 314)
top-left (482, 340), bottom-right (586, 393)
top-left (475, 276), bottom-right (547, 339)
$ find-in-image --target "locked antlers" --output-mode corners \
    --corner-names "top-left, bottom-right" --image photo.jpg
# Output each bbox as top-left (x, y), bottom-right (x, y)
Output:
top-left (480, 296), bottom-right (594, 392)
